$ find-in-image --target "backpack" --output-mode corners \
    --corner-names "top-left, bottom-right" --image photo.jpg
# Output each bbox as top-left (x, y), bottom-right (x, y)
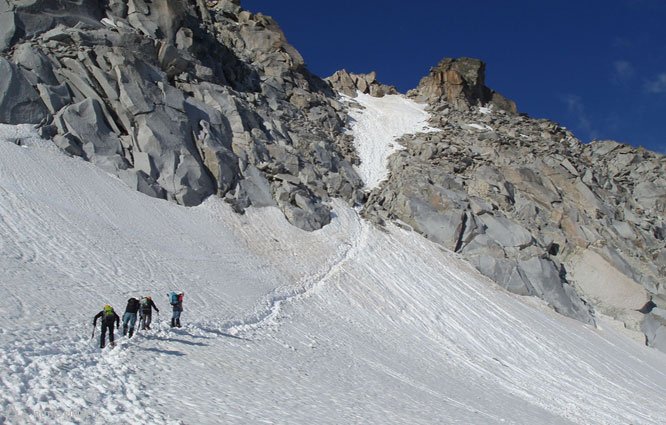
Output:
top-left (103, 306), bottom-right (114, 319)
top-left (169, 292), bottom-right (179, 305)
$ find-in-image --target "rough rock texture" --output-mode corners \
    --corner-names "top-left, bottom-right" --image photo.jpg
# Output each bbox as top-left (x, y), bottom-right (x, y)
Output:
top-left (326, 69), bottom-right (398, 98)
top-left (361, 70), bottom-right (665, 333)
top-left (407, 57), bottom-right (517, 114)
top-left (0, 0), bottom-right (363, 231)
top-left (0, 57), bottom-right (48, 123)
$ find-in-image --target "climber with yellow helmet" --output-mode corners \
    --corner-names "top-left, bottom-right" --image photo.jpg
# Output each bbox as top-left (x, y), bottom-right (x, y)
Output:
top-left (93, 305), bottom-right (120, 349)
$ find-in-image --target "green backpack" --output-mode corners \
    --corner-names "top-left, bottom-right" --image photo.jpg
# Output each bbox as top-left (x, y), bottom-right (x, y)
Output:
top-left (103, 305), bottom-right (114, 319)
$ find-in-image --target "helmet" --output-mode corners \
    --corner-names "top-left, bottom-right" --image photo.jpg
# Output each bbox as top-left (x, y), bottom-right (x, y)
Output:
top-left (178, 292), bottom-right (184, 296)
top-left (146, 296), bottom-right (151, 300)
top-left (104, 305), bottom-right (111, 308)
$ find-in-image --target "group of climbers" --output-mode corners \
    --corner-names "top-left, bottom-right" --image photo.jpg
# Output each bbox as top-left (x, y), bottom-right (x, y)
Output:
top-left (93, 291), bottom-right (184, 349)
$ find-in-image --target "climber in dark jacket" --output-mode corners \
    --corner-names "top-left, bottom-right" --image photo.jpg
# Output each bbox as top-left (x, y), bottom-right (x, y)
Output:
top-left (139, 296), bottom-right (159, 330)
top-left (93, 305), bottom-right (120, 348)
top-left (122, 298), bottom-right (140, 338)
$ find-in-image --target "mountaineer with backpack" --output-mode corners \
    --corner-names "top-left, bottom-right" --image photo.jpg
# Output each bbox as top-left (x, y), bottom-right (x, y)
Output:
top-left (139, 296), bottom-right (159, 330)
top-left (93, 305), bottom-right (120, 348)
top-left (168, 291), bottom-right (184, 328)
top-left (122, 297), bottom-right (140, 338)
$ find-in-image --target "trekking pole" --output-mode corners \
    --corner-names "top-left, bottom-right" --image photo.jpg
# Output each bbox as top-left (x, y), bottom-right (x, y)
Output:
top-left (91, 324), bottom-right (96, 340)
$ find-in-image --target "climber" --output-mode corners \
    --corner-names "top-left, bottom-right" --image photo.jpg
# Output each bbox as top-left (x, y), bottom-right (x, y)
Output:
top-left (122, 297), bottom-right (140, 338)
top-left (169, 291), bottom-right (184, 328)
top-left (139, 296), bottom-right (159, 330)
top-left (93, 305), bottom-right (120, 349)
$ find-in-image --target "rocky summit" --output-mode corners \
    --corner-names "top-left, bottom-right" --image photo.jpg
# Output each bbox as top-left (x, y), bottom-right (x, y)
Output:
top-left (1, 0), bottom-right (665, 351)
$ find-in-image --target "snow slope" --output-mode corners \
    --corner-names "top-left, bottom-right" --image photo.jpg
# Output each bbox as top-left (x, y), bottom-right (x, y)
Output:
top-left (346, 92), bottom-right (435, 190)
top-left (1, 120), bottom-right (666, 424)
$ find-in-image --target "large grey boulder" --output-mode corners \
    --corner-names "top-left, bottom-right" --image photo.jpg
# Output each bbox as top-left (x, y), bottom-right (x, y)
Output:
top-left (469, 256), bottom-right (533, 296)
top-left (231, 165), bottom-right (276, 209)
top-left (0, 4), bottom-right (16, 51)
top-left (133, 109), bottom-right (215, 205)
top-left (519, 256), bottom-right (592, 323)
top-left (12, 0), bottom-right (104, 39)
top-left (279, 191), bottom-right (332, 231)
top-left (59, 98), bottom-right (125, 169)
top-left (37, 83), bottom-right (72, 113)
top-left (126, 0), bottom-right (184, 42)
top-left (476, 214), bottom-right (533, 248)
top-left (0, 57), bottom-right (47, 123)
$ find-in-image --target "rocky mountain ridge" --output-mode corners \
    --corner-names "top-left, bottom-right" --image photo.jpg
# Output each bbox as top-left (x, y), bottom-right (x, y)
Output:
top-left (358, 62), bottom-right (666, 347)
top-left (0, 0), bottom-right (363, 231)
top-left (1, 0), bottom-right (665, 350)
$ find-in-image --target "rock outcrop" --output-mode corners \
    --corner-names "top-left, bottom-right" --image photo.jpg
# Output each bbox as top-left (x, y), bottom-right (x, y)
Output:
top-left (408, 57), bottom-right (517, 114)
top-left (0, 0), bottom-right (364, 231)
top-left (361, 75), bottom-right (665, 334)
top-left (326, 69), bottom-right (398, 98)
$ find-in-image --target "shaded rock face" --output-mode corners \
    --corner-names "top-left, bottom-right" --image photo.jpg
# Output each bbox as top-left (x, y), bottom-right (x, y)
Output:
top-left (361, 89), bottom-right (665, 328)
top-left (408, 57), bottom-right (517, 114)
top-left (0, 0), bottom-right (363, 231)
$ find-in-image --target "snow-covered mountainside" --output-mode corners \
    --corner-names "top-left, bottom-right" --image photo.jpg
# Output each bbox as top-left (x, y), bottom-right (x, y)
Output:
top-left (2, 111), bottom-right (666, 425)
top-left (2, 0), bottom-right (664, 352)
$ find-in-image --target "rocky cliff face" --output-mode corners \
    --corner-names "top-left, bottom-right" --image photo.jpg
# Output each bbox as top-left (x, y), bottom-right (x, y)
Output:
top-left (360, 66), bottom-right (666, 345)
top-left (0, 0), bottom-right (363, 231)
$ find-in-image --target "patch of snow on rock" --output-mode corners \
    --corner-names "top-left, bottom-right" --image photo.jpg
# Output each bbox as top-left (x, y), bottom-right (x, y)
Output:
top-left (465, 123), bottom-right (494, 131)
top-left (346, 92), bottom-right (436, 190)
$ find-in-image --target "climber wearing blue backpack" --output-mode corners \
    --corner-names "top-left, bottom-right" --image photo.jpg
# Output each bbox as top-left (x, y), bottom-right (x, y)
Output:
top-left (93, 305), bottom-right (120, 348)
top-left (168, 291), bottom-right (184, 328)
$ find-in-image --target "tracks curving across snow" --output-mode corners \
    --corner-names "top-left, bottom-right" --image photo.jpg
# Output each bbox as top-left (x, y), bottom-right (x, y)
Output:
top-left (3, 116), bottom-right (666, 424)
top-left (225, 206), bottom-right (367, 337)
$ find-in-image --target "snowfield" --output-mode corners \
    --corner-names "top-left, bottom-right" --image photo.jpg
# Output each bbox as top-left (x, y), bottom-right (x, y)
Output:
top-left (2, 113), bottom-right (666, 424)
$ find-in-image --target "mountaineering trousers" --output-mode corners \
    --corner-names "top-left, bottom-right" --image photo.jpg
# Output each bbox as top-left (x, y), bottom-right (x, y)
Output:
top-left (140, 312), bottom-right (152, 330)
top-left (100, 322), bottom-right (115, 348)
top-left (122, 312), bottom-right (137, 337)
top-left (171, 310), bottom-right (181, 328)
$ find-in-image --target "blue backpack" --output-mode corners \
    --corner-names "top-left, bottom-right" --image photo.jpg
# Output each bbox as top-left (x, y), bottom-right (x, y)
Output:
top-left (169, 292), bottom-right (179, 305)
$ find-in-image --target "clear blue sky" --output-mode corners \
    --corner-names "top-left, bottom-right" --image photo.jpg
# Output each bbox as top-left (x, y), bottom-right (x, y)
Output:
top-left (243, 0), bottom-right (666, 154)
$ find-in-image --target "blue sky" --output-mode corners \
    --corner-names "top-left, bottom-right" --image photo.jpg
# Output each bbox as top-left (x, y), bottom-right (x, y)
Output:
top-left (243, 0), bottom-right (666, 154)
